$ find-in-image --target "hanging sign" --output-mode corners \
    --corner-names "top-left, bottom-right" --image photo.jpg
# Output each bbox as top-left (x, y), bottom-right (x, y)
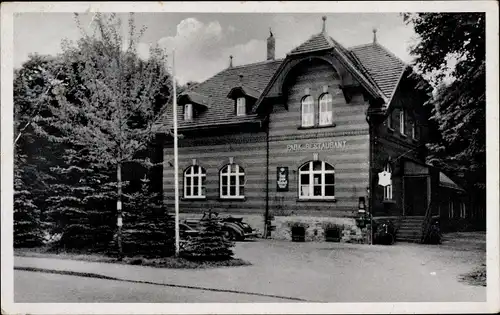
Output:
top-left (378, 171), bottom-right (392, 187)
top-left (276, 167), bottom-right (289, 191)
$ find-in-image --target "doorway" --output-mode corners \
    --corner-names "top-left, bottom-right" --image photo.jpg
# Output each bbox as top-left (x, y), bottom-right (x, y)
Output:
top-left (404, 175), bottom-right (430, 216)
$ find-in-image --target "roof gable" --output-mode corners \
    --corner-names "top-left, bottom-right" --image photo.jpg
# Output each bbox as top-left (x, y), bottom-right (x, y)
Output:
top-left (350, 43), bottom-right (407, 99)
top-left (288, 32), bottom-right (335, 55)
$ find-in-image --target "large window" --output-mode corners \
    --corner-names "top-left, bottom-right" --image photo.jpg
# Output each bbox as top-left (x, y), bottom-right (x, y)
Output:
top-left (236, 97), bottom-right (246, 116)
top-left (220, 164), bottom-right (245, 199)
top-left (387, 111), bottom-right (393, 129)
top-left (318, 93), bottom-right (333, 126)
top-left (301, 95), bottom-right (314, 127)
top-left (184, 165), bottom-right (206, 198)
top-left (383, 163), bottom-right (393, 200)
top-left (184, 104), bottom-right (193, 121)
top-left (299, 161), bottom-right (335, 199)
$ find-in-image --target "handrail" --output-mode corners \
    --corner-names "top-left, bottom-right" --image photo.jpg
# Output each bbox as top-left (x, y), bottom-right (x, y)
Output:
top-left (420, 199), bottom-right (434, 243)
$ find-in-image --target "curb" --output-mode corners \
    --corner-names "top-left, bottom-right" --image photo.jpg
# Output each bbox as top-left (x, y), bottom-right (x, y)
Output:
top-left (15, 266), bottom-right (311, 302)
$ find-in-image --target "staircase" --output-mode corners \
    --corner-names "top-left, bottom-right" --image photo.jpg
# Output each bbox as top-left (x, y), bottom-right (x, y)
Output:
top-left (397, 216), bottom-right (425, 243)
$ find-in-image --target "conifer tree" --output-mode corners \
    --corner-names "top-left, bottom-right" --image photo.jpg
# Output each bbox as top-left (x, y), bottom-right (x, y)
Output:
top-left (119, 176), bottom-right (175, 257)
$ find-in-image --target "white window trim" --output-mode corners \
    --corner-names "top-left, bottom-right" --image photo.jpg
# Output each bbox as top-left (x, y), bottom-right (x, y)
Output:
top-left (184, 103), bottom-right (193, 121)
top-left (387, 111), bottom-right (394, 130)
top-left (448, 200), bottom-right (454, 218)
top-left (236, 97), bottom-right (246, 116)
top-left (318, 93), bottom-right (333, 126)
top-left (411, 119), bottom-right (419, 140)
top-left (298, 161), bottom-right (335, 200)
top-left (220, 164), bottom-right (245, 199)
top-left (301, 96), bottom-right (314, 127)
top-left (460, 202), bottom-right (466, 218)
top-left (400, 109), bottom-right (406, 135)
top-left (184, 165), bottom-right (206, 199)
top-left (383, 163), bottom-right (393, 200)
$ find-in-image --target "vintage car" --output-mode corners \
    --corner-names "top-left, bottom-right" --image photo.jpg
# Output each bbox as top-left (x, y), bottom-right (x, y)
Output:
top-left (183, 211), bottom-right (259, 241)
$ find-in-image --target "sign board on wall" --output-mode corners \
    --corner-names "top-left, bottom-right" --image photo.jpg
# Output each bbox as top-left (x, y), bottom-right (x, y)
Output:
top-left (286, 140), bottom-right (347, 152)
top-left (276, 167), bottom-right (289, 191)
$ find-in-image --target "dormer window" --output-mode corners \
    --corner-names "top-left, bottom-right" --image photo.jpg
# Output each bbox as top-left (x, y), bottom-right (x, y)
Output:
top-left (184, 103), bottom-right (193, 121)
top-left (236, 97), bottom-right (246, 116)
top-left (301, 95), bottom-right (314, 127)
top-left (319, 93), bottom-right (333, 126)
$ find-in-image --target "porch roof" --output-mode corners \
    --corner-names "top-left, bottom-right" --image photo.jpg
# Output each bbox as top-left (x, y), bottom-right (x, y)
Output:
top-left (439, 172), bottom-right (465, 192)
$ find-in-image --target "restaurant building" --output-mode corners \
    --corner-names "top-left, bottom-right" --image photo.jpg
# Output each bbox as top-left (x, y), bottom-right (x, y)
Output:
top-left (156, 17), bottom-right (467, 243)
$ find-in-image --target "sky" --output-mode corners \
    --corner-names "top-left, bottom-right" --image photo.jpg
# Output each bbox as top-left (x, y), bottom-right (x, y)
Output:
top-left (14, 13), bottom-right (419, 85)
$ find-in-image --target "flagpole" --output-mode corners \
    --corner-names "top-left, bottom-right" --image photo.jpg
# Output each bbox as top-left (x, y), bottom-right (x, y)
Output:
top-left (172, 49), bottom-right (180, 257)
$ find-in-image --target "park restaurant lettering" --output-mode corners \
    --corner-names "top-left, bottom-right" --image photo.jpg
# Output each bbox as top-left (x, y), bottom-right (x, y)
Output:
top-left (286, 140), bottom-right (347, 152)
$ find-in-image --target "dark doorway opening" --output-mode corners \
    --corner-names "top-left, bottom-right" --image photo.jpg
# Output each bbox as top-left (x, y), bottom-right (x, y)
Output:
top-left (404, 176), bottom-right (429, 216)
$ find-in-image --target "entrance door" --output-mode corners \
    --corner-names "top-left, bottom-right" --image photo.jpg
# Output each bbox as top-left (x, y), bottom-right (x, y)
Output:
top-left (404, 176), bottom-right (429, 216)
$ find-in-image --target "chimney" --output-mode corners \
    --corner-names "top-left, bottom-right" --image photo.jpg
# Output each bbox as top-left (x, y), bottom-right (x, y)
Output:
top-left (267, 28), bottom-right (275, 60)
top-left (229, 55), bottom-right (233, 68)
top-left (372, 28), bottom-right (378, 44)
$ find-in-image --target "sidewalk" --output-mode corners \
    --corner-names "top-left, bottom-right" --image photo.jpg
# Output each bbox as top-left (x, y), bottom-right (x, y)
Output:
top-left (14, 239), bottom-right (486, 302)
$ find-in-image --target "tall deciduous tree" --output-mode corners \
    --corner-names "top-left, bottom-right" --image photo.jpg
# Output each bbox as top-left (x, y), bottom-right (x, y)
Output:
top-left (47, 13), bottom-right (172, 258)
top-left (405, 13), bottom-right (485, 191)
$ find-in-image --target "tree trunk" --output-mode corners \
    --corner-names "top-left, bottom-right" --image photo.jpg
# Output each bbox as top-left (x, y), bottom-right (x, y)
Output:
top-left (117, 162), bottom-right (123, 260)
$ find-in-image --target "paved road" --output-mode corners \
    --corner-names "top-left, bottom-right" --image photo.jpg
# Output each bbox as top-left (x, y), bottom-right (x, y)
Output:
top-left (13, 233), bottom-right (486, 303)
top-left (15, 270), bottom-right (286, 303)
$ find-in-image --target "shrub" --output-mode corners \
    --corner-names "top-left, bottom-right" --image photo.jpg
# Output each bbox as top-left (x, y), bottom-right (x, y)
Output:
top-left (180, 219), bottom-right (234, 261)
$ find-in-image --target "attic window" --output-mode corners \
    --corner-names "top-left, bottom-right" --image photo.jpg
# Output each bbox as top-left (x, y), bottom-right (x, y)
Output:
top-left (236, 97), bottom-right (246, 116)
top-left (184, 104), bottom-right (193, 121)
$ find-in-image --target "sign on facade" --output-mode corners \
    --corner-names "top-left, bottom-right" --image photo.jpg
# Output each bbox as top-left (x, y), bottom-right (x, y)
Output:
top-left (378, 171), bottom-right (392, 187)
top-left (277, 167), bottom-right (289, 191)
top-left (286, 140), bottom-right (347, 152)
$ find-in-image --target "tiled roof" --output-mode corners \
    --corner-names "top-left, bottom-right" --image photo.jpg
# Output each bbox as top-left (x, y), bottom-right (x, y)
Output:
top-left (179, 91), bottom-right (210, 108)
top-left (288, 32), bottom-right (334, 55)
top-left (158, 59), bottom-right (283, 130)
top-left (157, 35), bottom-right (407, 132)
top-left (350, 43), bottom-right (407, 99)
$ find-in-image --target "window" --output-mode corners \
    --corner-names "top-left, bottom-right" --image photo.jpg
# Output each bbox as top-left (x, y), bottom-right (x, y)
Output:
top-left (184, 104), bottom-right (193, 121)
top-left (387, 111), bottom-right (394, 129)
top-left (460, 202), bottom-right (466, 218)
top-left (184, 165), bottom-right (206, 198)
top-left (319, 93), bottom-right (333, 126)
top-left (411, 119), bottom-right (420, 140)
top-left (399, 109), bottom-right (406, 135)
top-left (236, 97), bottom-right (246, 116)
top-left (448, 200), bottom-right (454, 218)
top-left (220, 164), bottom-right (245, 199)
top-left (383, 163), bottom-right (393, 200)
top-left (298, 161), bottom-right (335, 199)
top-left (301, 96), bottom-right (314, 127)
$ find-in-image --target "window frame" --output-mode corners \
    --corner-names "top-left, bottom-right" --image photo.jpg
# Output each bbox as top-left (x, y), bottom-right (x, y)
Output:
top-left (298, 160), bottom-right (336, 200)
top-left (236, 97), bottom-right (246, 117)
top-left (387, 110), bottom-right (394, 130)
top-left (301, 95), bottom-right (315, 127)
top-left (318, 93), bottom-right (333, 126)
top-left (219, 164), bottom-right (245, 199)
top-left (184, 103), bottom-right (193, 121)
top-left (399, 109), bottom-right (406, 135)
top-left (383, 163), bottom-right (393, 200)
top-left (183, 165), bottom-right (206, 199)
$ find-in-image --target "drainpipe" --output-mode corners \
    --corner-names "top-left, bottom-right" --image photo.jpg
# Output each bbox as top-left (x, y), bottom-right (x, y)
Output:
top-left (367, 110), bottom-right (374, 245)
top-left (264, 113), bottom-right (270, 238)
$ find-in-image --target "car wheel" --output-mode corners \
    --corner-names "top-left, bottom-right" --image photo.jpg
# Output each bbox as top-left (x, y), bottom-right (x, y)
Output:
top-left (223, 229), bottom-right (235, 241)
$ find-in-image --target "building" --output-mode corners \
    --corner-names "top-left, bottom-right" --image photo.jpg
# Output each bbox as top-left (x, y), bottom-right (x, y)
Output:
top-left (155, 17), bottom-right (467, 243)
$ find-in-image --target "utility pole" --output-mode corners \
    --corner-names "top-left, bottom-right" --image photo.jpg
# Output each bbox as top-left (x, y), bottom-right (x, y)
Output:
top-left (172, 49), bottom-right (180, 257)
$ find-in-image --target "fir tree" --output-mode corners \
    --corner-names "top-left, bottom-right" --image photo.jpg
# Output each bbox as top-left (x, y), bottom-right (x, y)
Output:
top-left (180, 219), bottom-right (234, 261)
top-left (118, 177), bottom-right (175, 258)
top-left (13, 153), bottom-right (44, 247)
